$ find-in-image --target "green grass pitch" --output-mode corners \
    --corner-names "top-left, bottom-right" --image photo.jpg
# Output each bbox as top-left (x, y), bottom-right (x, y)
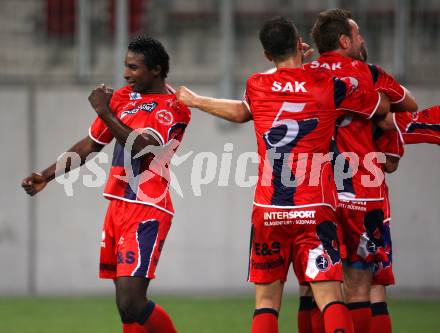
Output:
top-left (0, 296), bottom-right (439, 333)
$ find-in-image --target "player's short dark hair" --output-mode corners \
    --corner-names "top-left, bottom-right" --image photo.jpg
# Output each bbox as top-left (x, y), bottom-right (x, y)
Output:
top-left (310, 9), bottom-right (353, 54)
top-left (128, 35), bottom-right (170, 78)
top-left (259, 16), bottom-right (300, 61)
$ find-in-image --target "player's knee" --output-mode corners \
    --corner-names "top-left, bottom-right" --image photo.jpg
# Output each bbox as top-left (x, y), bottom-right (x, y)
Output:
top-left (116, 294), bottom-right (148, 324)
top-left (310, 281), bottom-right (344, 310)
top-left (115, 277), bottom-right (151, 323)
top-left (256, 297), bottom-right (280, 310)
top-left (255, 282), bottom-right (283, 310)
top-left (116, 295), bottom-right (136, 323)
top-left (255, 291), bottom-right (282, 310)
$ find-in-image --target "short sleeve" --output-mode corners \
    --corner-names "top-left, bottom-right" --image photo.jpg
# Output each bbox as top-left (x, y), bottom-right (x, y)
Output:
top-left (334, 76), bottom-right (380, 119)
top-left (242, 75), bottom-right (255, 114)
top-left (370, 65), bottom-right (405, 104)
top-left (89, 117), bottom-right (113, 145)
top-left (242, 88), bottom-right (252, 114)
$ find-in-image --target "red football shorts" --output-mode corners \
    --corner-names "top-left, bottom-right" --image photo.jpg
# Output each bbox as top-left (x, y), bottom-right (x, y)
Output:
top-left (248, 204), bottom-right (343, 285)
top-left (372, 195), bottom-right (395, 285)
top-left (99, 199), bottom-right (172, 280)
top-left (337, 199), bottom-right (388, 265)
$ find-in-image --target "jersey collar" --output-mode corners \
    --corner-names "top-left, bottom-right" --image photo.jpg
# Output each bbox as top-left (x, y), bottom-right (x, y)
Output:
top-left (318, 51), bottom-right (352, 63)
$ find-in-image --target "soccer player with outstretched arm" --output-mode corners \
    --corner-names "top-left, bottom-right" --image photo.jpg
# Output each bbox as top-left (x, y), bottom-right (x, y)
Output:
top-left (177, 17), bottom-right (392, 333)
top-left (22, 36), bottom-right (190, 333)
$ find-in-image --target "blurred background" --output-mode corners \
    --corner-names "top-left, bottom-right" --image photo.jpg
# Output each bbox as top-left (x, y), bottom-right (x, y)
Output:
top-left (0, 0), bottom-right (439, 300)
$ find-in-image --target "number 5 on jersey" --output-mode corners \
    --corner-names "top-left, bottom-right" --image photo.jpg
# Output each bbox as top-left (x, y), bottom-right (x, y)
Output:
top-left (263, 102), bottom-right (318, 152)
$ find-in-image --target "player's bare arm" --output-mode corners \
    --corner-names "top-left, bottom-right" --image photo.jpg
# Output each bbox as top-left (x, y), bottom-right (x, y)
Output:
top-left (384, 155), bottom-right (400, 173)
top-left (176, 86), bottom-right (252, 123)
top-left (88, 85), bottom-right (162, 154)
top-left (374, 88), bottom-right (418, 131)
top-left (390, 86), bottom-right (418, 113)
top-left (21, 136), bottom-right (104, 196)
top-left (373, 111), bottom-right (396, 131)
top-left (374, 92), bottom-right (391, 117)
top-left (372, 93), bottom-right (396, 131)
top-left (371, 92), bottom-right (415, 132)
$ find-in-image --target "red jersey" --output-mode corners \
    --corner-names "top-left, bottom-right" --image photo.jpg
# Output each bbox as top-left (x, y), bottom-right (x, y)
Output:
top-left (394, 106), bottom-right (440, 145)
top-left (306, 52), bottom-right (405, 201)
top-left (244, 66), bottom-right (379, 210)
top-left (89, 86), bottom-right (191, 215)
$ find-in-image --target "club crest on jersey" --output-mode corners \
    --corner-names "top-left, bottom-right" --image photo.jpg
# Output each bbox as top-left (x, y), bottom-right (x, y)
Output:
top-left (315, 253), bottom-right (331, 272)
top-left (129, 92), bottom-right (142, 100)
top-left (271, 81), bottom-right (307, 93)
top-left (339, 76), bottom-right (359, 94)
top-left (156, 110), bottom-right (174, 125)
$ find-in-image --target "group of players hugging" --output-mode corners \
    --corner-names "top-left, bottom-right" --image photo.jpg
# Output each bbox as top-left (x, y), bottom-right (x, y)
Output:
top-left (22, 8), bottom-right (439, 333)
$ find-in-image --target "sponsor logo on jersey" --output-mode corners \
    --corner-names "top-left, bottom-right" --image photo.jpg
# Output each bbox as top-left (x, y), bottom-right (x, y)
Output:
top-left (337, 200), bottom-right (367, 212)
top-left (121, 109), bottom-right (139, 118)
top-left (315, 253), bottom-right (330, 272)
top-left (129, 92), bottom-right (142, 100)
top-left (263, 210), bottom-right (316, 220)
top-left (139, 102), bottom-right (157, 112)
top-left (263, 211), bottom-right (316, 226)
top-left (254, 242), bottom-right (281, 256)
top-left (251, 256), bottom-right (284, 270)
top-left (121, 102), bottom-right (158, 118)
top-left (156, 110), bottom-right (174, 125)
top-left (271, 80), bottom-right (307, 93)
top-left (117, 251), bottom-right (135, 264)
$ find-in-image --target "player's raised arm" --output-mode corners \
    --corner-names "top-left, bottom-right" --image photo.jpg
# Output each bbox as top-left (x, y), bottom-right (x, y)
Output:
top-left (176, 86), bottom-right (252, 123)
top-left (88, 85), bottom-right (163, 154)
top-left (21, 136), bottom-right (104, 196)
